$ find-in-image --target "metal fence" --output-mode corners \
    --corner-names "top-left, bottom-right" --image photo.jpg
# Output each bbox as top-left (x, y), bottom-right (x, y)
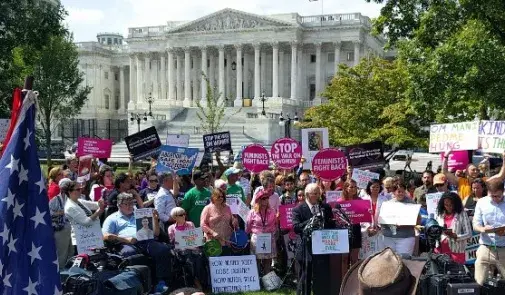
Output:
top-left (59, 119), bottom-right (128, 146)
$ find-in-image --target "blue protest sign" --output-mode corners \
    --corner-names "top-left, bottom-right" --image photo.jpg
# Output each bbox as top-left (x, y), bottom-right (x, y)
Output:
top-left (156, 145), bottom-right (199, 175)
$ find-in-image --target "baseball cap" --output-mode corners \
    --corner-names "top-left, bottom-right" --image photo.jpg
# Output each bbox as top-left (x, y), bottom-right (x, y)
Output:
top-left (224, 167), bottom-right (242, 177)
top-left (433, 173), bottom-right (447, 185)
top-left (192, 170), bottom-right (207, 181)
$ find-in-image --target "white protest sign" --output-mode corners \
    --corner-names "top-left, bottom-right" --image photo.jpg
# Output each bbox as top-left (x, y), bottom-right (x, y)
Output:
top-left (479, 120), bottom-right (505, 153)
top-left (74, 222), bottom-right (103, 255)
top-left (326, 191), bottom-right (342, 203)
top-left (359, 232), bottom-right (381, 260)
top-left (194, 151), bottom-right (205, 167)
top-left (166, 133), bottom-right (190, 147)
top-left (239, 177), bottom-right (251, 197)
top-left (426, 192), bottom-right (443, 218)
top-left (352, 169), bottom-right (380, 189)
top-left (174, 227), bottom-right (204, 250)
top-left (135, 208), bottom-right (154, 241)
top-left (226, 197), bottom-right (240, 214)
top-left (237, 197), bottom-right (250, 222)
top-left (301, 128), bottom-right (330, 170)
top-left (311, 229), bottom-right (349, 255)
top-left (378, 202), bottom-right (421, 226)
top-left (209, 255), bottom-right (260, 293)
top-left (255, 233), bottom-right (272, 254)
top-left (429, 121), bottom-right (479, 153)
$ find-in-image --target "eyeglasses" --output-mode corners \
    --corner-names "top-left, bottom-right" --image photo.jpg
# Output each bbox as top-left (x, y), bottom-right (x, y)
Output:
top-left (434, 184), bottom-right (445, 187)
top-left (149, 179), bottom-right (158, 183)
top-left (176, 213), bottom-right (186, 217)
top-left (120, 202), bottom-right (135, 207)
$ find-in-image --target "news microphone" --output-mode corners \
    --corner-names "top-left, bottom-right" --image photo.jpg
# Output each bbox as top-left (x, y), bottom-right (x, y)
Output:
top-left (333, 203), bottom-right (352, 225)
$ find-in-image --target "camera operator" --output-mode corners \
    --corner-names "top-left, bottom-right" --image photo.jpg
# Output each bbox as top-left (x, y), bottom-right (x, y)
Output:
top-left (472, 180), bottom-right (505, 285)
top-left (292, 183), bottom-right (336, 295)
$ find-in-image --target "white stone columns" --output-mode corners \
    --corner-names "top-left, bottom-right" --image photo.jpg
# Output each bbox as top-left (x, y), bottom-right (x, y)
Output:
top-left (334, 41), bottom-right (341, 74)
top-left (192, 55), bottom-right (199, 101)
top-left (144, 55), bottom-right (151, 97)
top-left (226, 50), bottom-right (232, 101)
top-left (272, 42), bottom-right (279, 98)
top-left (260, 50), bottom-right (266, 95)
top-left (167, 49), bottom-right (175, 102)
top-left (218, 45), bottom-right (225, 105)
top-left (183, 47), bottom-right (192, 106)
top-left (160, 53), bottom-right (166, 100)
top-left (209, 52), bottom-right (215, 90)
top-left (128, 55), bottom-right (136, 108)
top-left (315, 42), bottom-right (322, 99)
top-left (354, 41), bottom-right (361, 66)
top-left (119, 66), bottom-right (125, 112)
top-left (176, 52), bottom-right (182, 103)
top-left (254, 43), bottom-right (261, 99)
top-left (136, 55), bottom-right (143, 107)
top-left (279, 50), bottom-right (284, 98)
top-left (200, 46), bottom-right (208, 104)
top-left (243, 53), bottom-right (250, 98)
top-left (234, 44), bottom-right (243, 107)
top-left (290, 42), bottom-right (298, 100)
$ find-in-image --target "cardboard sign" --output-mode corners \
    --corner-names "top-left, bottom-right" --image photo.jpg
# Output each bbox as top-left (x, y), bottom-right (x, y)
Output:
top-left (279, 204), bottom-right (296, 230)
top-left (166, 133), bottom-right (190, 147)
top-left (429, 122), bottom-right (479, 153)
top-left (174, 227), bottom-right (204, 250)
top-left (442, 150), bottom-right (469, 171)
top-left (156, 145), bottom-right (199, 175)
top-left (325, 191), bottom-right (342, 204)
top-left (270, 138), bottom-right (302, 170)
top-left (203, 131), bottom-right (232, 153)
top-left (301, 128), bottom-right (330, 170)
top-left (255, 233), bottom-right (272, 254)
top-left (242, 144), bottom-right (269, 173)
top-left (311, 148), bottom-right (347, 181)
top-left (465, 231), bottom-right (480, 265)
top-left (345, 141), bottom-right (385, 169)
top-left (352, 169), bottom-right (380, 189)
top-left (0, 119), bottom-right (10, 142)
top-left (209, 255), bottom-right (261, 293)
top-left (311, 229), bottom-right (350, 255)
top-left (426, 192), bottom-right (443, 218)
top-left (135, 208), bottom-right (154, 241)
top-left (335, 199), bottom-right (372, 224)
top-left (125, 126), bottom-right (162, 161)
top-left (378, 202), bottom-right (421, 226)
top-left (479, 120), bottom-right (505, 153)
top-left (74, 222), bottom-right (103, 255)
top-left (77, 137), bottom-right (112, 159)
top-left (77, 155), bottom-right (93, 183)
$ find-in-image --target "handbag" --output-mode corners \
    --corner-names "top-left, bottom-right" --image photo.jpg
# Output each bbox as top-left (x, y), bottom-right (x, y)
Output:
top-left (52, 196), bottom-right (65, 232)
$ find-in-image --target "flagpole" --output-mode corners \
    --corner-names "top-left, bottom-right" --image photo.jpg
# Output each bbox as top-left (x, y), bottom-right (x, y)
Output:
top-left (24, 76), bottom-right (34, 91)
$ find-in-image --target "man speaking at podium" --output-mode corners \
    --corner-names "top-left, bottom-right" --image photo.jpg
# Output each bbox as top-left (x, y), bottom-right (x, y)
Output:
top-left (292, 183), bottom-right (338, 295)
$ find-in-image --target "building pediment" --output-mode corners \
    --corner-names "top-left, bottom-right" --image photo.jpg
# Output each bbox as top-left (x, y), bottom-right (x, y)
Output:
top-left (168, 8), bottom-right (296, 33)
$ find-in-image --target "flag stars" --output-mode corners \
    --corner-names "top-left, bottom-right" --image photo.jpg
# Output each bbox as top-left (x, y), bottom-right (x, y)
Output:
top-left (0, 226), bottom-right (9, 246)
top-left (3, 273), bottom-right (12, 288)
top-left (18, 164), bottom-right (29, 185)
top-left (28, 243), bottom-right (42, 264)
top-left (7, 234), bottom-right (17, 254)
top-left (5, 155), bottom-right (19, 175)
top-left (23, 129), bottom-right (32, 150)
top-left (35, 176), bottom-right (45, 194)
top-left (2, 189), bottom-right (15, 209)
top-left (23, 277), bottom-right (38, 295)
top-left (13, 199), bottom-right (24, 220)
top-left (30, 207), bottom-right (47, 229)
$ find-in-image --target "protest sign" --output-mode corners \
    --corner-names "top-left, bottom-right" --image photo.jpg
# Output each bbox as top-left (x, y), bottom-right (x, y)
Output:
top-left (359, 233), bottom-right (380, 259)
top-left (279, 204), bottom-right (296, 230)
top-left (166, 133), bottom-right (190, 147)
top-left (77, 137), bottom-right (112, 158)
top-left (93, 185), bottom-right (114, 202)
top-left (479, 120), bottom-right (505, 153)
top-left (156, 145), bottom-right (199, 175)
top-left (335, 199), bottom-right (372, 224)
top-left (135, 208), bottom-right (154, 241)
top-left (175, 227), bottom-right (204, 250)
top-left (429, 121), bottom-right (479, 153)
top-left (441, 150), bottom-right (469, 171)
top-left (255, 233), bottom-right (272, 254)
top-left (237, 197), bottom-right (250, 222)
top-left (77, 155), bottom-right (93, 183)
top-left (311, 229), bottom-right (350, 255)
top-left (311, 148), bottom-right (347, 181)
top-left (345, 141), bottom-right (385, 169)
top-left (125, 126), bottom-right (162, 161)
top-left (465, 232), bottom-right (480, 264)
top-left (203, 131), bottom-right (232, 153)
top-left (226, 197), bottom-right (240, 214)
top-left (209, 255), bottom-right (260, 293)
top-left (325, 191), bottom-right (342, 204)
top-left (301, 128), bottom-right (329, 170)
top-left (426, 192), bottom-right (443, 217)
top-left (351, 169), bottom-right (380, 189)
top-left (378, 202), bottom-right (421, 225)
top-left (0, 119), bottom-right (10, 142)
top-left (242, 144), bottom-right (269, 173)
top-left (74, 222), bottom-right (103, 255)
top-left (270, 138), bottom-right (302, 170)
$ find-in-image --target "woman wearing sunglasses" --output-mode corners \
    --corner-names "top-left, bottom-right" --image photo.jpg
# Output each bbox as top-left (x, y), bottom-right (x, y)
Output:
top-left (64, 180), bottom-right (105, 229)
top-left (139, 172), bottom-right (160, 208)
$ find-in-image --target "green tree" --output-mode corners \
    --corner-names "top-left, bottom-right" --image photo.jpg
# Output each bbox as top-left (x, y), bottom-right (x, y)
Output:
top-left (0, 0), bottom-right (66, 117)
top-left (32, 33), bottom-right (91, 167)
top-left (300, 57), bottom-right (427, 148)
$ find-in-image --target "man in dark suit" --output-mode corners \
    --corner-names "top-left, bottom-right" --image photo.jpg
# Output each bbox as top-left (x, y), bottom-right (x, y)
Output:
top-left (292, 183), bottom-right (338, 295)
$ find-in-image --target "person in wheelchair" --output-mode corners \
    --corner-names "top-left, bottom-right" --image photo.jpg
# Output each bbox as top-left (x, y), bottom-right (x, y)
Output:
top-left (167, 207), bottom-right (206, 290)
top-left (102, 193), bottom-right (172, 291)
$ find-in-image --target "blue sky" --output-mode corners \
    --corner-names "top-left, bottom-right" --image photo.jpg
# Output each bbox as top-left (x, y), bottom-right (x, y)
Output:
top-left (61, 0), bottom-right (384, 42)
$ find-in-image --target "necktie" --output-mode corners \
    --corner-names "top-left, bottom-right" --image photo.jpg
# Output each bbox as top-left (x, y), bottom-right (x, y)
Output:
top-left (311, 205), bottom-right (319, 216)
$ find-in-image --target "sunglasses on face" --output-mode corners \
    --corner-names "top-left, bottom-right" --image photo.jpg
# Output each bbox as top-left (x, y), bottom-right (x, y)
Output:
top-left (435, 184), bottom-right (445, 187)
top-left (176, 213), bottom-right (186, 217)
top-left (121, 202), bottom-right (135, 207)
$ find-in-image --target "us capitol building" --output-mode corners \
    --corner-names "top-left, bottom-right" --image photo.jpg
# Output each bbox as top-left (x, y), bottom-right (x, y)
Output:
top-left (68, 8), bottom-right (391, 158)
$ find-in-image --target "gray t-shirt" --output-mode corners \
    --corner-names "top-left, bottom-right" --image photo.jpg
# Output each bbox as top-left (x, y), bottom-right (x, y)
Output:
top-left (381, 197), bottom-right (417, 238)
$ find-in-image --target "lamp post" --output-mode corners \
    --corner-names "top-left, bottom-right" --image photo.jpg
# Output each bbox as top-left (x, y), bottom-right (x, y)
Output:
top-left (260, 91), bottom-right (267, 116)
top-left (130, 112), bottom-right (147, 133)
top-left (146, 92), bottom-right (155, 117)
top-left (279, 112), bottom-right (299, 138)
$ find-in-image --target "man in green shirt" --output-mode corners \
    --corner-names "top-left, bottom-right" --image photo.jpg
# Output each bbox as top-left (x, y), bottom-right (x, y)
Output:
top-left (181, 170), bottom-right (210, 227)
top-left (224, 167), bottom-right (246, 203)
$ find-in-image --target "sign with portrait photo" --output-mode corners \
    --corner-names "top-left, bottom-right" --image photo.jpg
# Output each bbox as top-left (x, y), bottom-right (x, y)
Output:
top-left (134, 208), bottom-right (154, 241)
top-left (301, 128), bottom-right (329, 170)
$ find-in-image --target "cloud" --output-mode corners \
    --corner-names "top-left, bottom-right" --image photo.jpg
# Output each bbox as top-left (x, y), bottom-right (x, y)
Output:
top-left (66, 7), bottom-right (105, 25)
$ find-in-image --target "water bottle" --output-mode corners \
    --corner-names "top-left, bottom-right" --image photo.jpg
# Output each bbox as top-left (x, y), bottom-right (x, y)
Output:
top-left (155, 281), bottom-right (167, 294)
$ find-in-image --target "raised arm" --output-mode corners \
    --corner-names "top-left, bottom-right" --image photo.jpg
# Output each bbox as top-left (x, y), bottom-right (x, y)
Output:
top-left (442, 150), bottom-right (458, 185)
top-left (487, 151), bottom-right (505, 182)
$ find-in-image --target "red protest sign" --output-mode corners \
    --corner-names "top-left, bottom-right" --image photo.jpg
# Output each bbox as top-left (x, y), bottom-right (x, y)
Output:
top-left (77, 137), bottom-right (112, 158)
top-left (334, 199), bottom-right (372, 224)
top-left (242, 144), bottom-right (270, 173)
top-left (270, 138), bottom-right (302, 170)
top-left (311, 148), bottom-right (347, 181)
top-left (279, 204), bottom-right (296, 230)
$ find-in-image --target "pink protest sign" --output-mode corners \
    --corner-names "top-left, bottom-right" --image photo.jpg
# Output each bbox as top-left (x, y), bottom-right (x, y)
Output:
top-left (242, 144), bottom-right (270, 173)
top-left (270, 138), bottom-right (302, 170)
top-left (279, 204), bottom-right (296, 230)
top-left (441, 150), bottom-right (469, 171)
top-left (311, 148), bottom-right (347, 181)
top-left (77, 137), bottom-right (112, 158)
top-left (335, 199), bottom-right (372, 224)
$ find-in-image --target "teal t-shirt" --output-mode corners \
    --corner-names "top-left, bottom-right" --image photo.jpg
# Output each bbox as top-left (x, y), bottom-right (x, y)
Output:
top-left (181, 187), bottom-right (211, 227)
top-left (226, 183), bottom-right (246, 203)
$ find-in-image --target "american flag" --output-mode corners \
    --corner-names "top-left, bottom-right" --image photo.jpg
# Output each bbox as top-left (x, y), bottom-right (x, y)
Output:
top-left (0, 90), bottom-right (61, 294)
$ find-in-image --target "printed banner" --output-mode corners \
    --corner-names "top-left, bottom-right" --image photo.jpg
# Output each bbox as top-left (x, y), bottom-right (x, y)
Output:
top-left (166, 133), bottom-right (190, 147)
top-left (426, 192), bottom-right (443, 218)
top-left (378, 202), bottom-right (421, 226)
top-left (301, 128), bottom-right (330, 170)
top-left (175, 227), bottom-right (204, 250)
top-left (156, 145), bottom-right (199, 175)
top-left (311, 229), bottom-right (350, 255)
top-left (325, 191), bottom-right (342, 204)
top-left (209, 255), bottom-right (261, 293)
top-left (135, 208), bottom-right (154, 241)
top-left (125, 126), bottom-right (162, 161)
top-left (345, 141), bottom-right (385, 169)
top-left (74, 222), bottom-right (103, 255)
top-left (270, 138), bottom-right (302, 170)
top-left (351, 169), bottom-right (380, 189)
top-left (279, 204), bottom-right (296, 230)
top-left (429, 121), bottom-right (479, 153)
top-left (77, 155), bottom-right (93, 183)
top-left (77, 137), bottom-right (113, 159)
top-left (242, 144), bottom-right (269, 173)
top-left (311, 148), bottom-right (347, 181)
top-left (441, 150), bottom-right (469, 171)
top-left (479, 120), bottom-right (505, 153)
top-left (203, 131), bottom-right (232, 153)
top-left (335, 199), bottom-right (372, 224)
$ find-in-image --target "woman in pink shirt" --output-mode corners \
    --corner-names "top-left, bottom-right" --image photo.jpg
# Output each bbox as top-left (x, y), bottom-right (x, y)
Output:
top-left (201, 189), bottom-right (238, 248)
top-left (246, 188), bottom-right (277, 275)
